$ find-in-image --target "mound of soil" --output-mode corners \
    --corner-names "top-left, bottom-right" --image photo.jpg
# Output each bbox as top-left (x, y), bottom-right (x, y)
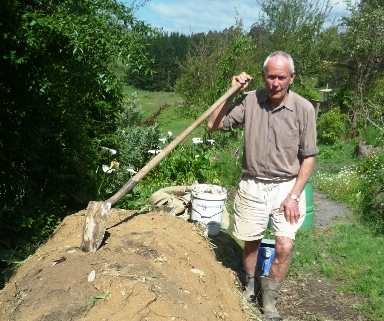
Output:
top-left (0, 191), bottom-right (370, 321)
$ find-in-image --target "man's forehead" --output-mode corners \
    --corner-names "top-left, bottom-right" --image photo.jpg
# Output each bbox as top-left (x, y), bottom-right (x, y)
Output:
top-left (265, 71), bottom-right (290, 76)
top-left (264, 69), bottom-right (291, 77)
top-left (265, 57), bottom-right (290, 72)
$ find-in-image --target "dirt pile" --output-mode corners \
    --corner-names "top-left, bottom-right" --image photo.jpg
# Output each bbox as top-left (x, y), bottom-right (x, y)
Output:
top-left (0, 191), bottom-right (370, 321)
top-left (0, 209), bottom-right (249, 321)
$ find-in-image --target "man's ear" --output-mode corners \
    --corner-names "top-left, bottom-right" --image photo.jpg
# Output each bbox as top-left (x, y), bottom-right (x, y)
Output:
top-left (289, 72), bottom-right (296, 84)
top-left (261, 70), bottom-right (266, 81)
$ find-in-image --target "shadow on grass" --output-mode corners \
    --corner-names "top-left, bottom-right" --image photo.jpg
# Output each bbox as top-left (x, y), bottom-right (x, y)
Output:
top-left (206, 212), bottom-right (245, 280)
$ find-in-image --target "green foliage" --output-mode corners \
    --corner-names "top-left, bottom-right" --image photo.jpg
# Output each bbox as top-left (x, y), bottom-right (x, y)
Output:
top-left (0, 0), bottom-right (154, 255)
top-left (337, 1), bottom-right (384, 135)
top-left (317, 108), bottom-right (349, 144)
top-left (254, 0), bottom-right (335, 97)
top-left (94, 93), bottom-right (162, 201)
top-left (355, 152), bottom-right (384, 233)
top-left (0, 240), bottom-right (38, 288)
top-left (107, 136), bottom-right (242, 210)
top-left (313, 165), bottom-right (361, 205)
top-left (316, 141), bottom-right (357, 163)
top-left (363, 125), bottom-right (384, 148)
top-left (175, 23), bottom-right (255, 115)
top-left (115, 124), bottom-right (161, 171)
top-left (314, 142), bottom-right (384, 233)
top-left (327, 88), bottom-right (353, 113)
top-left (313, 141), bottom-right (361, 205)
top-left (153, 139), bottom-right (241, 187)
top-left (126, 32), bottom-right (189, 91)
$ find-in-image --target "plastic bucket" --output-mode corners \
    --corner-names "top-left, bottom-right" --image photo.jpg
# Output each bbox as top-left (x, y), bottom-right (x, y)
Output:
top-left (190, 184), bottom-right (227, 236)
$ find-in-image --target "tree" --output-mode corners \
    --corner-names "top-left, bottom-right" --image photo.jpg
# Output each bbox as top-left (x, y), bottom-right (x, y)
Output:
top-left (0, 0), bottom-right (154, 247)
top-left (175, 22), bottom-right (255, 114)
top-left (126, 32), bottom-right (189, 91)
top-left (338, 0), bottom-right (384, 134)
top-left (252, 0), bottom-right (335, 98)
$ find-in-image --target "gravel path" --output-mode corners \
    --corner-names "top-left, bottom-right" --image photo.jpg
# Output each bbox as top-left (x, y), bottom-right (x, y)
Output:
top-left (313, 190), bottom-right (352, 227)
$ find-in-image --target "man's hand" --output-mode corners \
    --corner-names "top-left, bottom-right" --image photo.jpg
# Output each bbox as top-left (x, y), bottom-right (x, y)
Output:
top-left (232, 72), bottom-right (252, 92)
top-left (279, 196), bottom-right (301, 224)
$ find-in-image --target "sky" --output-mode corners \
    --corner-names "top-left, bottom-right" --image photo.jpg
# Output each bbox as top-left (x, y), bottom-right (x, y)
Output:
top-left (134, 0), bottom-right (351, 35)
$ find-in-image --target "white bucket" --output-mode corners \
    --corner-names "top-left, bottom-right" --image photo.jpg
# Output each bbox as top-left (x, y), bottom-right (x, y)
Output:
top-left (190, 184), bottom-right (227, 236)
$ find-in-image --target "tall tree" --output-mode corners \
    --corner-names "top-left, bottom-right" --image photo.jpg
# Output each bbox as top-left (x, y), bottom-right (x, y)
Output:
top-left (338, 0), bottom-right (384, 133)
top-left (126, 32), bottom-right (189, 91)
top-left (175, 23), bottom-right (255, 114)
top-left (0, 0), bottom-right (153, 246)
top-left (252, 0), bottom-right (335, 98)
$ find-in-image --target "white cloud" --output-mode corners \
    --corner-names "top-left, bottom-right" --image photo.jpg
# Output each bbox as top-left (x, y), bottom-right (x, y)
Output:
top-left (137, 0), bottom-right (261, 34)
top-left (137, 0), bottom-right (350, 35)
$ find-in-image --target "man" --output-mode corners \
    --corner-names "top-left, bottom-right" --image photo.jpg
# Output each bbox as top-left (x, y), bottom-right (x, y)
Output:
top-left (208, 51), bottom-right (318, 321)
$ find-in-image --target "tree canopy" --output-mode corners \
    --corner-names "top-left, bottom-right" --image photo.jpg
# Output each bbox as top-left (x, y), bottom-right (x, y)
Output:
top-left (0, 0), bottom-right (154, 245)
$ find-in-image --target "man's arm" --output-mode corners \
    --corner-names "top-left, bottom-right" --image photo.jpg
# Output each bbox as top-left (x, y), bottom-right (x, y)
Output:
top-left (290, 155), bottom-right (315, 197)
top-left (208, 72), bottom-right (252, 131)
top-left (279, 155), bottom-right (315, 224)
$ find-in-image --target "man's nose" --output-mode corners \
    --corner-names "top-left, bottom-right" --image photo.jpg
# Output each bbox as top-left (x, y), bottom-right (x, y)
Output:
top-left (272, 78), bottom-right (279, 86)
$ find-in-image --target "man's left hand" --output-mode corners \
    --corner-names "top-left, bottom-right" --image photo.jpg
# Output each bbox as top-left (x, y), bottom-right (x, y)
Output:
top-left (279, 197), bottom-right (300, 224)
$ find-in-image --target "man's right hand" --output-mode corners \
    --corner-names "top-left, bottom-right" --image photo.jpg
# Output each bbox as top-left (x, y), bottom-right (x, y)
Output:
top-left (232, 72), bottom-right (252, 92)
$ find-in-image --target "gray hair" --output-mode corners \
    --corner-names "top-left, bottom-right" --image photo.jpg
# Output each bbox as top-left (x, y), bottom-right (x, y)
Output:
top-left (263, 51), bottom-right (295, 74)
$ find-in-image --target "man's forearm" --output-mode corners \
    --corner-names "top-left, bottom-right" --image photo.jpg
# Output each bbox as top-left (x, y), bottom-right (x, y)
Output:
top-left (207, 96), bottom-right (234, 131)
top-left (290, 156), bottom-right (315, 196)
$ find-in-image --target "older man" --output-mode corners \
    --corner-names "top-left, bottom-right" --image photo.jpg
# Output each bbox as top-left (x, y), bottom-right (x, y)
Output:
top-left (208, 51), bottom-right (318, 321)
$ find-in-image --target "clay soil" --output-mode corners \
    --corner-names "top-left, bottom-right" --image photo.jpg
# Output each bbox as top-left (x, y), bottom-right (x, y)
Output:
top-left (0, 191), bottom-right (370, 321)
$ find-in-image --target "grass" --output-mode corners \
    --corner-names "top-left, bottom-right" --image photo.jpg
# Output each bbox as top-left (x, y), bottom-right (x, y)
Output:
top-left (298, 143), bottom-right (384, 320)
top-left (122, 84), bottom-right (207, 139)
top-left (117, 63), bottom-right (206, 139)
top-left (294, 224), bottom-right (384, 319)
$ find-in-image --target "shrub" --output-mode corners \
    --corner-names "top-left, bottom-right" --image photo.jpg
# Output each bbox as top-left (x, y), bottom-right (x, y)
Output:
top-left (101, 136), bottom-right (242, 211)
top-left (355, 152), bottom-right (384, 232)
top-left (363, 125), bottom-right (384, 148)
top-left (317, 108), bottom-right (349, 144)
top-left (95, 94), bottom-right (162, 201)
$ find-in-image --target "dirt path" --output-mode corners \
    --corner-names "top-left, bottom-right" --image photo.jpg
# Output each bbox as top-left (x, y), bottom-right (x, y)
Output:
top-left (0, 191), bottom-right (370, 321)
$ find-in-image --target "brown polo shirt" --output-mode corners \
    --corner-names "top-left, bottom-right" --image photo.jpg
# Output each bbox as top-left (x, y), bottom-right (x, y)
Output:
top-left (222, 88), bottom-right (319, 179)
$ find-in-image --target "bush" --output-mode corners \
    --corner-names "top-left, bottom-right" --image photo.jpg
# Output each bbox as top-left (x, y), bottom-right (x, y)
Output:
top-left (104, 136), bottom-right (242, 211)
top-left (94, 93), bottom-right (162, 201)
top-left (355, 152), bottom-right (384, 232)
top-left (316, 141), bottom-right (357, 163)
top-left (317, 108), bottom-right (349, 144)
top-left (363, 125), bottom-right (384, 148)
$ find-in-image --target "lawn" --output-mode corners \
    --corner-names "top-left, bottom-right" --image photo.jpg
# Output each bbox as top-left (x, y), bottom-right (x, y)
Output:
top-left (122, 84), bottom-right (208, 141)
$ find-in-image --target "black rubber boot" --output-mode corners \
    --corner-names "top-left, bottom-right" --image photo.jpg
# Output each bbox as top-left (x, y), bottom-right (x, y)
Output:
top-left (243, 269), bottom-right (262, 303)
top-left (243, 273), bottom-right (256, 302)
top-left (260, 276), bottom-right (283, 321)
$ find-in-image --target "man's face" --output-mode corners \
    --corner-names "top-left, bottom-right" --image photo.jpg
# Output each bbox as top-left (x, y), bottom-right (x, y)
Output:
top-left (262, 56), bottom-right (295, 106)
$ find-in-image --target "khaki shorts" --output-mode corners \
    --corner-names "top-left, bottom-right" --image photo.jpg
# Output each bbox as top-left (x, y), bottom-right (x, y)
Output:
top-left (233, 175), bottom-right (306, 241)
